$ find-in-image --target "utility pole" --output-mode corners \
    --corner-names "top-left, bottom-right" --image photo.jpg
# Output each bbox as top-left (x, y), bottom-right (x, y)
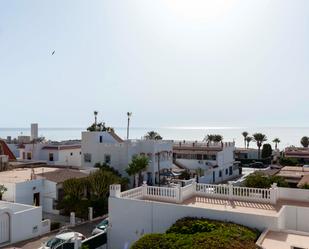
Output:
top-left (127, 112), bottom-right (132, 140)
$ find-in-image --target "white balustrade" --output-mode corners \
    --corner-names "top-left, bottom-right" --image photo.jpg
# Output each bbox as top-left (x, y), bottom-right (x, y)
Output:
top-left (120, 186), bottom-right (144, 199)
top-left (145, 186), bottom-right (178, 203)
top-left (115, 182), bottom-right (276, 205)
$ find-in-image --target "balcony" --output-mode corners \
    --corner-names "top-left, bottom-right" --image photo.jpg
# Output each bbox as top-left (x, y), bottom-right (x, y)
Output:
top-left (110, 182), bottom-right (309, 217)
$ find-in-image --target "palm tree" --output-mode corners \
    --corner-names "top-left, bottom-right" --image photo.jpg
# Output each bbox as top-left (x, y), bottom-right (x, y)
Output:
top-left (127, 112), bottom-right (132, 139)
top-left (272, 138), bottom-right (281, 150)
top-left (195, 168), bottom-right (204, 183)
top-left (253, 133), bottom-right (267, 159)
top-left (213, 135), bottom-right (223, 146)
top-left (242, 131), bottom-right (249, 148)
top-left (205, 134), bottom-right (214, 146)
top-left (301, 136), bottom-right (309, 148)
top-left (126, 155), bottom-right (149, 187)
top-left (246, 136), bottom-right (253, 148)
top-left (94, 111), bottom-right (98, 126)
top-left (144, 131), bottom-right (163, 140)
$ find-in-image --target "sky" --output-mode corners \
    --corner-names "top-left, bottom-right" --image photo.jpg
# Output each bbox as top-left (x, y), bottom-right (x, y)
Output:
top-left (0, 0), bottom-right (308, 128)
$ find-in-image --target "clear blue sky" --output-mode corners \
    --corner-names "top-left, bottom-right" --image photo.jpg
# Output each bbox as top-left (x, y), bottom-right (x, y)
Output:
top-left (0, 0), bottom-right (308, 128)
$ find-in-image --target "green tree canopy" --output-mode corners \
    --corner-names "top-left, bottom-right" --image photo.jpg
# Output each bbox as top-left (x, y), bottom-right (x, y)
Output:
top-left (272, 138), bottom-right (281, 150)
top-left (242, 131), bottom-right (249, 148)
top-left (245, 172), bottom-right (288, 188)
top-left (253, 133), bottom-right (267, 159)
top-left (246, 136), bottom-right (253, 148)
top-left (301, 136), bottom-right (309, 148)
top-left (261, 143), bottom-right (272, 159)
top-left (144, 131), bottom-right (163, 140)
top-left (126, 155), bottom-right (149, 187)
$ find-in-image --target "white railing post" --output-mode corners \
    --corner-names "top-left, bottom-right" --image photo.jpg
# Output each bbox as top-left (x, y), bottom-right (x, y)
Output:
top-left (142, 181), bottom-right (148, 197)
top-left (70, 212), bottom-right (76, 226)
top-left (176, 184), bottom-right (182, 203)
top-left (270, 183), bottom-right (278, 204)
top-left (192, 181), bottom-right (197, 195)
top-left (110, 184), bottom-right (121, 198)
top-left (228, 182), bottom-right (233, 200)
top-left (88, 207), bottom-right (93, 221)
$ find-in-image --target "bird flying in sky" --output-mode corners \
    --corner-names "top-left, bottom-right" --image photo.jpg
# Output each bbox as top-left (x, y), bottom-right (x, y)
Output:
top-left (52, 50), bottom-right (55, 55)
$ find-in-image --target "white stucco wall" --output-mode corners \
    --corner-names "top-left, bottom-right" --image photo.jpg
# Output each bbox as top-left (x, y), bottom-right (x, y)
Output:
top-left (278, 187), bottom-right (309, 202)
top-left (15, 180), bottom-right (44, 206)
top-left (10, 206), bottom-right (43, 243)
top-left (0, 202), bottom-right (48, 245)
top-left (108, 197), bottom-right (279, 249)
top-left (82, 131), bottom-right (173, 184)
top-left (42, 180), bottom-right (59, 214)
top-left (2, 183), bottom-right (15, 202)
top-left (57, 149), bottom-right (81, 167)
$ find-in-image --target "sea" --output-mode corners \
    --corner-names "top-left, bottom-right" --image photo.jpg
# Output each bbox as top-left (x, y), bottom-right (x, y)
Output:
top-left (1, 126), bottom-right (309, 150)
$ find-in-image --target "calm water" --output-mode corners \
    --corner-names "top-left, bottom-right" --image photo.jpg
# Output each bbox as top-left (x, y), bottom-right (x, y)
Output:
top-left (0, 126), bottom-right (308, 149)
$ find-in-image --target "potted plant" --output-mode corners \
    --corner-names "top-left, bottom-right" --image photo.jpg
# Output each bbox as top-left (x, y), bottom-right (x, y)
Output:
top-left (0, 184), bottom-right (8, 200)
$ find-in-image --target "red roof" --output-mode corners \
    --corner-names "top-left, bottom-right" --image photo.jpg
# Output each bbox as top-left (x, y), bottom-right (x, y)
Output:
top-left (0, 140), bottom-right (16, 160)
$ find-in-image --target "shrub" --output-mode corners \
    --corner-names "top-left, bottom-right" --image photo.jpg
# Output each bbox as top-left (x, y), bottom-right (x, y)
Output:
top-left (178, 171), bottom-right (190, 180)
top-left (131, 218), bottom-right (259, 249)
top-left (279, 157), bottom-right (299, 166)
top-left (167, 218), bottom-right (216, 234)
top-left (50, 222), bottom-right (61, 231)
top-left (244, 172), bottom-right (288, 188)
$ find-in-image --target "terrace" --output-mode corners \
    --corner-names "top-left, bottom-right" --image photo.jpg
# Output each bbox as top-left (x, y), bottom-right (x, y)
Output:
top-left (173, 141), bottom-right (235, 151)
top-left (111, 181), bottom-right (309, 216)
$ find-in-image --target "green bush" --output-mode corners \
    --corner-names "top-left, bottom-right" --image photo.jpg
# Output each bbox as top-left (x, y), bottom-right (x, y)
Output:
top-left (50, 222), bottom-right (61, 231)
top-left (131, 218), bottom-right (259, 249)
top-left (244, 172), bottom-right (289, 188)
top-left (279, 157), bottom-right (299, 166)
top-left (167, 218), bottom-right (216, 234)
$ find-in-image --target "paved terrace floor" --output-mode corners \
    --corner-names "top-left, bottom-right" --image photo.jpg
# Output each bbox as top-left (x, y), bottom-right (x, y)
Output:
top-left (260, 230), bottom-right (309, 249)
top-left (143, 196), bottom-right (309, 216)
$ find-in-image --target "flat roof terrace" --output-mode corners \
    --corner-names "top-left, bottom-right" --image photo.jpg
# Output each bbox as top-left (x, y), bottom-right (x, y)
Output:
top-left (116, 182), bottom-right (309, 217)
top-left (0, 201), bottom-right (38, 213)
top-left (0, 167), bottom-right (60, 183)
top-left (258, 230), bottom-right (309, 249)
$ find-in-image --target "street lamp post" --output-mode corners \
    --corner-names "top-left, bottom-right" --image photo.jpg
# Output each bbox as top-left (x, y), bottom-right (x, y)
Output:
top-left (127, 112), bottom-right (132, 140)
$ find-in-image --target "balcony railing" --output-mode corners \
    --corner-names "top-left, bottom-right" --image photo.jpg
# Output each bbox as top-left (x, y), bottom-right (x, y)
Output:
top-left (113, 181), bottom-right (277, 205)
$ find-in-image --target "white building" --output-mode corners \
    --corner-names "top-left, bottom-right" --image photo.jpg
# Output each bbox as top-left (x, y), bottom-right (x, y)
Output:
top-left (173, 141), bottom-right (240, 183)
top-left (0, 167), bottom-right (87, 214)
top-left (19, 143), bottom-right (81, 167)
top-left (0, 201), bottom-right (50, 245)
top-left (82, 131), bottom-right (173, 185)
top-left (234, 147), bottom-right (259, 160)
top-left (108, 182), bottom-right (309, 249)
top-left (31, 123), bottom-right (38, 140)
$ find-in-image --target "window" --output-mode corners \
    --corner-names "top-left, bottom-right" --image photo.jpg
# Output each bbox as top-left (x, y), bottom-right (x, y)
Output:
top-left (219, 170), bottom-right (222, 177)
top-left (27, 152), bottom-right (32, 160)
top-left (49, 153), bottom-right (54, 161)
top-left (229, 166), bottom-right (233, 176)
top-left (99, 136), bottom-right (103, 143)
top-left (104, 154), bottom-right (111, 165)
top-left (70, 152), bottom-right (73, 156)
top-left (84, 153), bottom-right (92, 163)
top-left (225, 168), bottom-right (228, 175)
top-left (196, 154), bottom-right (202, 160)
top-left (211, 155), bottom-right (217, 160)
